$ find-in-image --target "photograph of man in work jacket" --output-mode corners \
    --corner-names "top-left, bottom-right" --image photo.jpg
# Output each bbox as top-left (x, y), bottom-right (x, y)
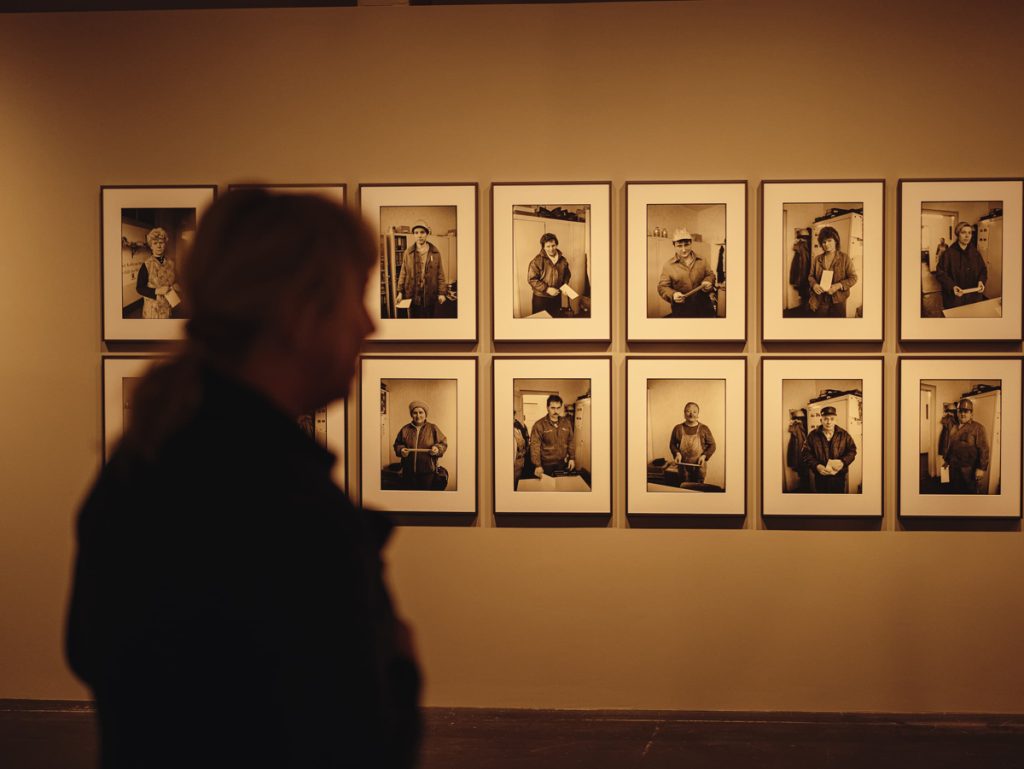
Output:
top-left (941, 397), bottom-right (990, 494)
top-left (656, 228), bottom-right (716, 318)
top-left (396, 221), bottom-right (448, 319)
top-left (800, 405), bottom-right (857, 494)
top-left (530, 394), bottom-right (576, 476)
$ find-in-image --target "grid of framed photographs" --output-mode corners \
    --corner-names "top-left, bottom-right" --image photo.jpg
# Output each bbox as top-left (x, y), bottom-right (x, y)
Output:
top-left (96, 178), bottom-right (1023, 523)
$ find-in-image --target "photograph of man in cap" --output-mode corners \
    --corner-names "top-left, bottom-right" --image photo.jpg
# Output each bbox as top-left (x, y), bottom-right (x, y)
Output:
top-left (801, 405), bottom-right (858, 493)
top-left (530, 394), bottom-right (575, 477)
top-left (527, 232), bottom-right (572, 317)
top-left (396, 219), bottom-right (448, 318)
top-left (656, 228), bottom-right (716, 317)
top-left (669, 401), bottom-right (717, 483)
top-left (941, 398), bottom-right (990, 494)
top-left (392, 399), bottom-right (448, 490)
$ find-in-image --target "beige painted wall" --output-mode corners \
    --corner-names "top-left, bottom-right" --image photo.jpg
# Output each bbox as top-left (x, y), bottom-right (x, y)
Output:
top-left (1, 0), bottom-right (1022, 712)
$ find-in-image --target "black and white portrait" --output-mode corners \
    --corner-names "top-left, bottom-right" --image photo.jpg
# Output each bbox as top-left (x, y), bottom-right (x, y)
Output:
top-left (120, 207), bottom-right (196, 320)
top-left (782, 379), bottom-right (863, 495)
top-left (646, 204), bottom-right (726, 320)
top-left (511, 205), bottom-right (591, 320)
top-left (919, 202), bottom-right (1003, 319)
top-left (646, 379), bottom-right (725, 493)
top-left (380, 378), bottom-right (457, 492)
top-left (783, 203), bottom-right (863, 319)
top-left (919, 380), bottom-right (1001, 495)
top-left (378, 205), bottom-right (458, 321)
top-left (513, 378), bottom-right (592, 492)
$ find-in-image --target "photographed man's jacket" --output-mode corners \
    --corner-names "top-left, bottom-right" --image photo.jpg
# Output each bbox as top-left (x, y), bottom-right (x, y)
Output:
top-left (527, 252), bottom-right (571, 297)
top-left (529, 416), bottom-right (575, 467)
top-left (943, 420), bottom-right (989, 471)
top-left (657, 252), bottom-right (715, 303)
top-left (398, 243), bottom-right (446, 307)
top-left (801, 424), bottom-right (857, 476)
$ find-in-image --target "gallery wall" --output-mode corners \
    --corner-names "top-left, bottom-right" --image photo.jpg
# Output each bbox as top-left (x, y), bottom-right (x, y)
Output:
top-left (1, 0), bottom-right (1023, 712)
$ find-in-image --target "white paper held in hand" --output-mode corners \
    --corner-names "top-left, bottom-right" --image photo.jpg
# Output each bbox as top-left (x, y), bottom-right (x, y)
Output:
top-left (819, 269), bottom-right (833, 292)
top-left (560, 283), bottom-right (579, 300)
top-left (164, 288), bottom-right (181, 309)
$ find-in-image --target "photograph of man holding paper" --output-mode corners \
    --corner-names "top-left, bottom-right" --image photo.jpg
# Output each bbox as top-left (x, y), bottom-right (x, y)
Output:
top-left (120, 208), bottom-right (196, 319)
top-left (511, 204), bottom-right (590, 319)
top-left (782, 379), bottom-right (862, 494)
top-left (644, 202), bottom-right (726, 319)
top-left (513, 378), bottom-right (592, 491)
top-left (919, 379), bottom-right (1000, 495)
top-left (782, 203), bottom-right (863, 319)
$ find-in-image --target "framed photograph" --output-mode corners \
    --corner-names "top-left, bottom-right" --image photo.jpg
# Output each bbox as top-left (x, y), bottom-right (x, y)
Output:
top-left (227, 183), bottom-right (346, 204)
top-left (102, 356), bottom-right (347, 489)
top-left (899, 179), bottom-right (1023, 341)
top-left (492, 182), bottom-right (611, 342)
top-left (626, 182), bottom-right (747, 342)
top-left (761, 357), bottom-right (883, 517)
top-left (359, 357), bottom-right (476, 515)
top-left (360, 184), bottom-right (477, 342)
top-left (101, 185), bottom-right (216, 341)
top-left (626, 357), bottom-right (746, 516)
top-left (494, 357), bottom-right (611, 514)
top-left (899, 357), bottom-right (1021, 518)
top-left (761, 180), bottom-right (884, 342)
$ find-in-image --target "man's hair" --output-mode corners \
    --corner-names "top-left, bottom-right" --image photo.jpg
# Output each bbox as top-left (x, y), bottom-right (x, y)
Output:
top-left (817, 225), bottom-right (841, 250)
top-left (540, 232), bottom-right (559, 248)
top-left (546, 394), bottom-right (563, 407)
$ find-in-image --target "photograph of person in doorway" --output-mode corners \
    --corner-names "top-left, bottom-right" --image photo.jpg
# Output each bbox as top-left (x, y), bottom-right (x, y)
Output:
top-left (919, 379), bottom-right (1000, 495)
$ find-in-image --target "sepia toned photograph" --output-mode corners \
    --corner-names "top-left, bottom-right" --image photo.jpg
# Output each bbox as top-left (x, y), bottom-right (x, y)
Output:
top-left (361, 184), bottom-right (477, 342)
top-left (899, 179), bottom-right (1022, 341)
top-left (380, 377), bottom-right (457, 492)
top-left (646, 204), bottom-right (726, 320)
top-left (513, 378), bottom-right (592, 492)
top-left (899, 357), bottom-right (1021, 518)
top-left (494, 357), bottom-right (611, 514)
top-left (761, 181), bottom-right (883, 342)
top-left (512, 205), bottom-right (591, 320)
top-left (102, 186), bottom-right (216, 341)
top-left (762, 358), bottom-right (882, 517)
top-left (626, 182), bottom-right (746, 342)
top-left (919, 202), bottom-right (1003, 319)
top-left (360, 357), bottom-right (476, 515)
top-left (783, 203), bottom-right (863, 319)
top-left (493, 183), bottom-right (610, 342)
top-left (918, 379), bottom-right (1001, 496)
top-left (646, 378), bottom-right (725, 493)
top-left (782, 379), bottom-right (863, 495)
top-left (627, 358), bottom-right (745, 516)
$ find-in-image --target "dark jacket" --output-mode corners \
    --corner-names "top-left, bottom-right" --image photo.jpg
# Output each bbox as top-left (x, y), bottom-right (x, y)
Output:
top-left (527, 252), bottom-right (571, 297)
top-left (943, 419), bottom-right (990, 471)
top-left (807, 249), bottom-right (857, 309)
top-left (397, 242), bottom-right (447, 308)
top-left (393, 421), bottom-right (448, 475)
top-left (66, 368), bottom-right (420, 769)
top-left (529, 416), bottom-right (574, 467)
top-left (801, 424), bottom-right (857, 492)
top-left (935, 242), bottom-right (987, 309)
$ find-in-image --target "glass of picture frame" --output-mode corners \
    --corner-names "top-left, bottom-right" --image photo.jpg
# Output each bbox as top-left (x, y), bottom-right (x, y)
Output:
top-left (898, 178), bottom-right (1023, 341)
top-left (492, 182), bottom-right (611, 342)
top-left (102, 355), bottom-right (348, 489)
top-left (761, 357), bottom-right (883, 517)
top-left (101, 185), bottom-right (216, 341)
top-left (898, 356), bottom-right (1021, 518)
top-left (359, 356), bottom-right (477, 516)
top-left (494, 356), bottom-right (611, 515)
top-left (761, 180), bottom-right (884, 342)
top-left (360, 183), bottom-right (478, 342)
top-left (626, 356), bottom-right (746, 516)
top-left (626, 181), bottom-right (747, 342)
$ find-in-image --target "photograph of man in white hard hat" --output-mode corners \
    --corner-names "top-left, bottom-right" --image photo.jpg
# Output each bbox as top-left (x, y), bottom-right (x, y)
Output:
top-left (919, 380), bottom-right (1001, 495)
top-left (378, 205), bottom-right (458, 320)
top-left (783, 202), bottom-right (862, 319)
top-left (511, 204), bottom-right (591, 319)
top-left (645, 203), bottom-right (725, 319)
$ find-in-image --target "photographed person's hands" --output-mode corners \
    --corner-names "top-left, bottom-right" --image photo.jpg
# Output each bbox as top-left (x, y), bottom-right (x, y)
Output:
top-left (953, 285), bottom-right (964, 297)
top-left (978, 281), bottom-right (985, 293)
top-left (567, 459), bottom-right (575, 472)
top-left (534, 467), bottom-right (545, 478)
top-left (697, 455), bottom-right (706, 467)
top-left (975, 468), bottom-right (985, 480)
top-left (827, 285), bottom-right (839, 295)
top-left (812, 284), bottom-right (825, 295)
top-left (673, 452), bottom-right (682, 463)
top-left (155, 286), bottom-right (170, 296)
top-left (400, 447), bottom-right (410, 458)
top-left (701, 281), bottom-right (713, 292)
top-left (395, 293), bottom-right (403, 303)
top-left (816, 463), bottom-right (831, 476)
top-left (437, 294), bottom-right (446, 304)
top-left (430, 445), bottom-right (440, 456)
top-left (672, 291), bottom-right (685, 303)
top-left (546, 287), bottom-right (560, 297)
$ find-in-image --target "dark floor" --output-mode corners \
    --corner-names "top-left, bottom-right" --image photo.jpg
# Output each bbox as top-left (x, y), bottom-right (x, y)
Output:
top-left (3, 702), bottom-right (1023, 769)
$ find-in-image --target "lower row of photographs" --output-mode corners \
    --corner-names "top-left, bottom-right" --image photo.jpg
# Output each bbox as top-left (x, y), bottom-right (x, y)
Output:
top-left (102, 356), bottom-right (1023, 520)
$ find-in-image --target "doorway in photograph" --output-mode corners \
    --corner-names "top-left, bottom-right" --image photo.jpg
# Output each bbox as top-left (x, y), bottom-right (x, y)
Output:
top-left (919, 379), bottom-right (1001, 495)
top-left (514, 378), bottom-right (592, 491)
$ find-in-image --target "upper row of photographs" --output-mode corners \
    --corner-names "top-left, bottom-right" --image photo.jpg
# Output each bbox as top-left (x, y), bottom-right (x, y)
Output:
top-left (100, 179), bottom-right (1023, 344)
